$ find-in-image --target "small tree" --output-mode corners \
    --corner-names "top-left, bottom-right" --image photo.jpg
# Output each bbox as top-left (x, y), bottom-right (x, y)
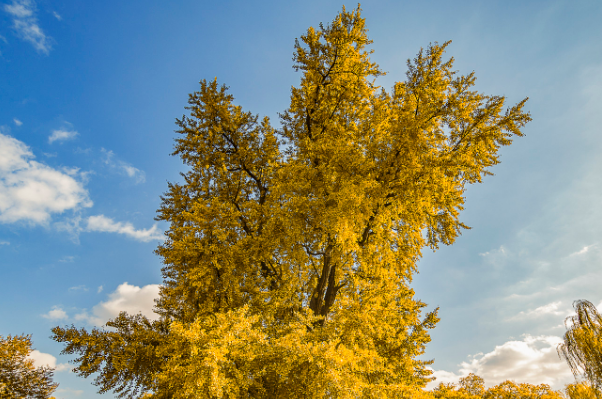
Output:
top-left (483, 380), bottom-right (564, 399)
top-left (432, 382), bottom-right (479, 399)
top-left (565, 381), bottom-right (601, 399)
top-left (459, 374), bottom-right (485, 397)
top-left (559, 300), bottom-right (602, 394)
top-left (0, 334), bottom-right (58, 399)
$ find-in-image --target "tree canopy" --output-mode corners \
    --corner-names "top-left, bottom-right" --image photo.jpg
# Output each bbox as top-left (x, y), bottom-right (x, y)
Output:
top-left (0, 334), bottom-right (58, 399)
top-left (52, 6), bottom-right (530, 398)
top-left (558, 300), bottom-right (602, 394)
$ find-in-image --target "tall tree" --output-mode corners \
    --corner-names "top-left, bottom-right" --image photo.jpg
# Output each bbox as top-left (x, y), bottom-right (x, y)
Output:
top-left (52, 6), bottom-right (530, 398)
top-left (559, 300), bottom-right (602, 394)
top-left (0, 334), bottom-right (58, 399)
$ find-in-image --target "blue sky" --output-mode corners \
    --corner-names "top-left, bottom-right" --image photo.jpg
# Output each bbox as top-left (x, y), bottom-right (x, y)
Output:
top-left (1, 0), bottom-right (601, 397)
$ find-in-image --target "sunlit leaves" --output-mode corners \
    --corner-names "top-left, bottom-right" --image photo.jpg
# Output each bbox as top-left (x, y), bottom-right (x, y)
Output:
top-left (52, 5), bottom-right (529, 398)
top-left (0, 335), bottom-right (58, 399)
top-left (559, 300), bottom-right (602, 391)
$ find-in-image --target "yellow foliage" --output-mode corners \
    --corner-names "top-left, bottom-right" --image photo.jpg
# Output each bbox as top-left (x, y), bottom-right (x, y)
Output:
top-left (52, 5), bottom-right (530, 398)
top-left (0, 334), bottom-right (59, 399)
top-left (483, 380), bottom-right (565, 399)
top-left (565, 381), bottom-right (601, 399)
top-left (559, 300), bottom-right (602, 391)
top-left (429, 375), bottom-right (565, 399)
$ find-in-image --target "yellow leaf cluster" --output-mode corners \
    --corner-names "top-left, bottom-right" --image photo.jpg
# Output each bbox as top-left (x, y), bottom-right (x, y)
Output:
top-left (0, 334), bottom-right (59, 399)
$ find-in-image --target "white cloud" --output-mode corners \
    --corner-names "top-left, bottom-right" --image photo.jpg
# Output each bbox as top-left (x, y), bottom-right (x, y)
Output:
top-left (28, 350), bottom-right (69, 371)
top-left (13, 118), bottom-right (22, 126)
top-left (86, 214), bottom-right (163, 242)
top-left (0, 240), bottom-right (9, 245)
top-left (3, 0), bottom-right (52, 54)
top-left (28, 350), bottom-right (56, 368)
top-left (76, 282), bottom-right (160, 326)
top-left (42, 306), bottom-right (68, 320)
top-left (429, 335), bottom-right (573, 390)
top-left (68, 285), bottom-right (87, 292)
top-left (428, 369), bottom-right (463, 387)
top-left (52, 11), bottom-right (61, 20)
top-left (97, 285), bottom-right (103, 293)
top-left (55, 363), bottom-right (71, 372)
top-left (48, 129), bottom-right (78, 144)
top-left (101, 148), bottom-right (145, 183)
top-left (0, 132), bottom-right (92, 224)
top-left (58, 255), bottom-right (74, 263)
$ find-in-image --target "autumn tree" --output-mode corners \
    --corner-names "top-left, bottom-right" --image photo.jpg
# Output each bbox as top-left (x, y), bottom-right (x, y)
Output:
top-left (559, 300), bottom-right (602, 395)
top-left (565, 381), bottom-right (602, 399)
top-left (482, 381), bottom-right (565, 399)
top-left (431, 382), bottom-right (478, 399)
top-left (52, 6), bottom-right (530, 398)
top-left (0, 334), bottom-right (58, 399)
top-left (429, 376), bottom-right (564, 399)
top-left (459, 374), bottom-right (486, 397)
top-left (565, 381), bottom-right (601, 399)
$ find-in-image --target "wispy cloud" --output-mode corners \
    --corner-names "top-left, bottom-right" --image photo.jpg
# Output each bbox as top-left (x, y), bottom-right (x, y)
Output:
top-left (13, 118), bottom-right (22, 126)
top-left (569, 244), bottom-right (597, 257)
top-left (509, 301), bottom-right (567, 321)
top-left (3, 0), bottom-right (52, 54)
top-left (0, 132), bottom-right (92, 225)
top-left (48, 128), bottom-right (78, 144)
top-left (75, 282), bottom-right (160, 326)
top-left (3, 0), bottom-right (32, 18)
top-left (52, 11), bottom-right (61, 20)
top-left (527, 301), bottom-right (565, 316)
top-left (85, 214), bottom-right (162, 242)
top-left (479, 245), bottom-right (508, 258)
top-left (429, 335), bottom-right (573, 389)
top-left (58, 255), bottom-right (74, 263)
top-left (56, 388), bottom-right (83, 396)
top-left (41, 306), bottom-right (67, 320)
top-left (101, 148), bottom-right (145, 183)
top-left (0, 240), bottom-right (9, 245)
top-left (45, 283), bottom-right (160, 327)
